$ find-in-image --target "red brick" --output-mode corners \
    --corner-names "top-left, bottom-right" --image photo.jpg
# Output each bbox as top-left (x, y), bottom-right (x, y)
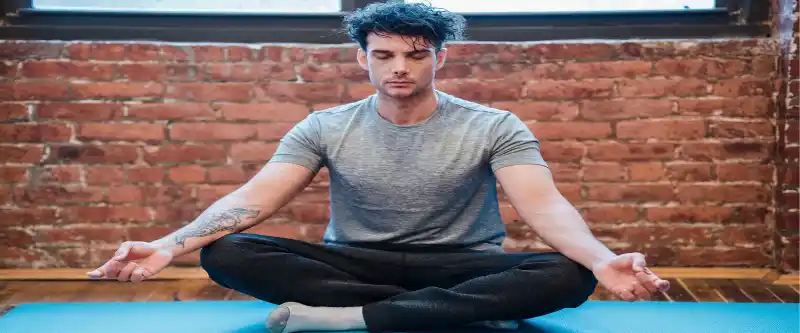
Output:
top-left (256, 123), bottom-right (295, 140)
top-left (194, 185), bottom-right (239, 203)
top-left (749, 56), bottom-right (776, 76)
top-left (680, 142), bottom-right (772, 161)
top-left (230, 142), bottom-right (279, 162)
top-left (258, 46), bottom-right (285, 62)
top-left (0, 62), bottom-right (18, 78)
top-left (60, 206), bottom-right (150, 223)
top-left (0, 145), bottom-right (44, 163)
top-left (346, 84), bottom-right (376, 100)
top-left (539, 141), bottom-right (586, 162)
top-left (616, 119), bottom-right (705, 139)
top-left (127, 103), bottom-right (216, 121)
top-left (474, 63), bottom-right (561, 81)
top-left (580, 99), bottom-right (672, 121)
top-left (166, 83), bottom-right (252, 102)
top-left (169, 123), bottom-right (259, 141)
top-left (676, 184), bottom-right (770, 203)
top-left (665, 163), bottom-right (714, 181)
top-left (676, 247), bottom-right (770, 265)
top-left (433, 80), bottom-right (523, 101)
top-left (564, 61), bottom-right (651, 78)
top-left (127, 166), bottom-right (164, 183)
top-left (0, 124), bottom-right (72, 143)
top-left (31, 165), bottom-right (81, 183)
top-left (35, 227), bottom-right (128, 244)
top-left (7, 81), bottom-right (70, 101)
top-left (142, 186), bottom-right (194, 205)
top-left (0, 104), bottom-right (28, 121)
top-left (587, 142), bottom-right (676, 161)
top-left (677, 97), bottom-right (772, 118)
top-left (713, 78), bottom-right (773, 97)
top-left (1, 229), bottom-right (35, 248)
top-left (142, 144), bottom-right (226, 164)
top-left (646, 206), bottom-right (735, 223)
top-left (117, 63), bottom-right (168, 81)
top-left (586, 184), bottom-right (675, 202)
top-left (78, 123), bottom-right (165, 141)
top-left (37, 103), bottom-right (123, 121)
top-left (127, 226), bottom-right (173, 241)
top-left (13, 186), bottom-right (105, 205)
top-left (549, 163), bottom-right (580, 182)
top-left (491, 101), bottom-right (578, 121)
top-left (617, 78), bottom-right (708, 97)
top-left (779, 191), bottom-right (799, 211)
top-left (785, 165), bottom-right (799, 187)
top-left (85, 165), bottom-right (125, 185)
top-left (435, 63), bottom-right (473, 79)
top-left (528, 122), bottom-right (612, 140)
top-left (0, 166), bottom-right (28, 183)
top-left (654, 59), bottom-right (746, 78)
top-left (297, 63), bottom-right (367, 82)
top-left (787, 121), bottom-right (799, 144)
top-left (777, 211), bottom-right (799, 232)
top-left (276, 203), bottom-right (330, 224)
top-left (0, 247), bottom-right (45, 266)
top-left (167, 165), bottom-right (206, 183)
top-left (710, 120), bottom-right (774, 138)
top-left (627, 163), bottom-right (664, 181)
top-left (583, 206), bottom-right (639, 223)
top-left (21, 60), bottom-right (116, 80)
top-left (735, 206), bottom-right (770, 224)
top-left (216, 103), bottom-right (309, 122)
top-left (67, 43), bottom-right (126, 60)
top-left (126, 43), bottom-right (161, 61)
top-left (48, 144), bottom-right (138, 164)
top-left (108, 186), bottom-right (143, 203)
top-left (71, 82), bottom-right (163, 99)
top-left (0, 41), bottom-right (65, 60)
top-left (208, 166), bottom-right (248, 184)
top-left (523, 79), bottom-right (614, 99)
top-left (525, 43), bottom-right (616, 61)
top-left (716, 163), bottom-right (773, 182)
top-left (582, 163), bottom-right (625, 181)
top-left (0, 208), bottom-right (58, 227)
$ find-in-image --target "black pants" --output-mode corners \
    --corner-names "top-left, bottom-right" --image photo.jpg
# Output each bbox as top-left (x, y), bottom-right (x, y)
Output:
top-left (199, 233), bottom-right (598, 333)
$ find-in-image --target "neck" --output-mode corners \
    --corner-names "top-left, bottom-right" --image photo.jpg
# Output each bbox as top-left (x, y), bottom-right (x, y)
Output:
top-left (375, 88), bottom-right (438, 125)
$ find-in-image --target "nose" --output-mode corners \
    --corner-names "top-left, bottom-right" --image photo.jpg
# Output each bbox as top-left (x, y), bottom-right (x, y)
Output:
top-left (392, 58), bottom-right (409, 76)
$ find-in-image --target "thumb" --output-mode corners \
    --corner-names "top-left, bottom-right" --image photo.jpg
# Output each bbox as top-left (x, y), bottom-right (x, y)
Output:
top-left (631, 253), bottom-right (647, 272)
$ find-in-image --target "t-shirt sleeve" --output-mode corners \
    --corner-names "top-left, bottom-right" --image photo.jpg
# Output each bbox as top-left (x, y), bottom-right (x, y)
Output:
top-left (489, 112), bottom-right (548, 171)
top-left (268, 113), bottom-right (325, 172)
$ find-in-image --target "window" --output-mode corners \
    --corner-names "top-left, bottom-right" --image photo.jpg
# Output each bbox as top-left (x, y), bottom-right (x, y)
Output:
top-left (33, 0), bottom-right (342, 13)
top-left (404, 0), bottom-right (717, 13)
top-left (0, 0), bottom-right (772, 43)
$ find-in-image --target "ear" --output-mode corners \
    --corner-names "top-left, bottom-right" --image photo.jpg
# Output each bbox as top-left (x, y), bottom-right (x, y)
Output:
top-left (356, 47), bottom-right (369, 70)
top-left (435, 47), bottom-right (448, 71)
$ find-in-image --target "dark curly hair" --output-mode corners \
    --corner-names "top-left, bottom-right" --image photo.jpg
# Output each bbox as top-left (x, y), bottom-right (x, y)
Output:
top-left (342, 2), bottom-right (467, 51)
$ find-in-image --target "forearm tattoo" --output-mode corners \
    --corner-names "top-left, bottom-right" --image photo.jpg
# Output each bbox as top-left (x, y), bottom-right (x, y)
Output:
top-left (173, 207), bottom-right (261, 247)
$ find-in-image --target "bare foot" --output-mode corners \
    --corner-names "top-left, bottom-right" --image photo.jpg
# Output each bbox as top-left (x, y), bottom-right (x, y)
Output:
top-left (265, 302), bottom-right (366, 333)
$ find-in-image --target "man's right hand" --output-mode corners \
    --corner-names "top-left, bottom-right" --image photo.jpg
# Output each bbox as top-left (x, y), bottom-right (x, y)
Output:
top-left (86, 241), bottom-right (174, 282)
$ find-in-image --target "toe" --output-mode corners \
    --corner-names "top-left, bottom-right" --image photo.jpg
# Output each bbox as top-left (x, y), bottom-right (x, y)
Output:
top-left (266, 304), bottom-right (291, 333)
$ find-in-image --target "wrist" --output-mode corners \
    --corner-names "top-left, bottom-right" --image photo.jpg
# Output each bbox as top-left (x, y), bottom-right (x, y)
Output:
top-left (590, 251), bottom-right (617, 272)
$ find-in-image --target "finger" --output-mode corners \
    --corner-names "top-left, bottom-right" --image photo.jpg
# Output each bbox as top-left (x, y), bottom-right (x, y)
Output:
top-left (117, 262), bottom-right (138, 282)
top-left (130, 266), bottom-right (147, 283)
top-left (632, 283), bottom-right (651, 300)
top-left (657, 279), bottom-right (671, 292)
top-left (104, 259), bottom-right (126, 279)
top-left (617, 289), bottom-right (637, 302)
top-left (114, 242), bottom-right (133, 261)
top-left (631, 253), bottom-right (647, 272)
top-left (636, 272), bottom-right (660, 293)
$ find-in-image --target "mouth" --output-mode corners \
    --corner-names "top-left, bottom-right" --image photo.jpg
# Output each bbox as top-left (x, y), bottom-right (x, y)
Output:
top-left (387, 81), bottom-right (413, 85)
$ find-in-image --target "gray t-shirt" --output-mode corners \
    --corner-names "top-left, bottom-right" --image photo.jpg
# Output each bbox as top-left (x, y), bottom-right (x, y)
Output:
top-left (269, 90), bottom-right (547, 252)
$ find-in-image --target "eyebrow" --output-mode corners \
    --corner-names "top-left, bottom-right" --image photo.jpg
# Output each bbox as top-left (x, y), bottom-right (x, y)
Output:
top-left (371, 49), bottom-right (431, 55)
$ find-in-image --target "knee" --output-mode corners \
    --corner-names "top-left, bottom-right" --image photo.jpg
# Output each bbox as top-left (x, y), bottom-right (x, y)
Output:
top-left (199, 233), bottom-right (246, 275)
top-left (526, 253), bottom-right (597, 307)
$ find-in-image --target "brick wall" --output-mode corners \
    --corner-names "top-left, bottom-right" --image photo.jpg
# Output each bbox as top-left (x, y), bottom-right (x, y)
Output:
top-left (0, 38), bottom-right (785, 269)
top-left (774, 0), bottom-right (799, 272)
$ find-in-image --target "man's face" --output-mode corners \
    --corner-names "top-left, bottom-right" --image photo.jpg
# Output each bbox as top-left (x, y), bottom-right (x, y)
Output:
top-left (357, 32), bottom-right (447, 99)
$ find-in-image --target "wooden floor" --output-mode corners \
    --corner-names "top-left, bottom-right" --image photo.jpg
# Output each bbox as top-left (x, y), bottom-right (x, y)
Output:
top-left (1, 268), bottom-right (798, 317)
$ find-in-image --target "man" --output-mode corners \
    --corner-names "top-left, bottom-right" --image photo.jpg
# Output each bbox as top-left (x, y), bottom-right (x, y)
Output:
top-left (87, 2), bottom-right (670, 333)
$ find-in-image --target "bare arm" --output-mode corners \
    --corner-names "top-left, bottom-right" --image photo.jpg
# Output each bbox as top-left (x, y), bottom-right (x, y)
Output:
top-left (495, 164), bottom-right (616, 271)
top-left (150, 162), bottom-right (316, 258)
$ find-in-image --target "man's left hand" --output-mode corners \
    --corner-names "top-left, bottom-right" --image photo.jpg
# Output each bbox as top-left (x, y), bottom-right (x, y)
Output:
top-left (592, 252), bottom-right (670, 301)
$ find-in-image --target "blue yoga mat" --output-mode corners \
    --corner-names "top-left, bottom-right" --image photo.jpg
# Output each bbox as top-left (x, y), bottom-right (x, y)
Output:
top-left (1, 300), bottom-right (798, 333)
